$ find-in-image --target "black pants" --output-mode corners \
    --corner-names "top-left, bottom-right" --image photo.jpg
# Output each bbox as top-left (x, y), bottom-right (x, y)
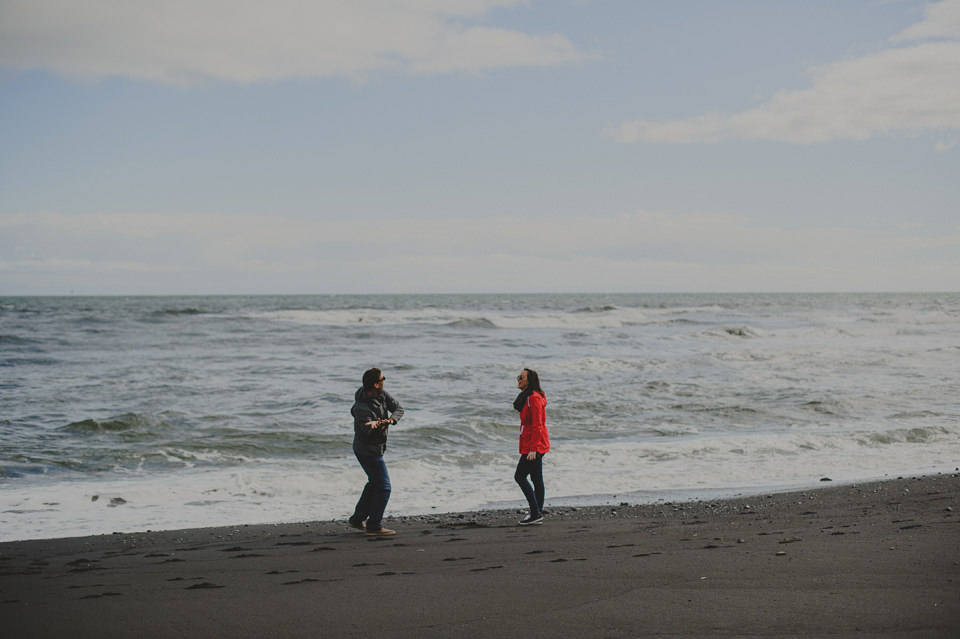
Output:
top-left (514, 453), bottom-right (545, 516)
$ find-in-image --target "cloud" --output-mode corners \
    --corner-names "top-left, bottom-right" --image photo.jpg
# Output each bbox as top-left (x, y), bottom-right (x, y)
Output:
top-left (0, 0), bottom-right (586, 86)
top-left (2, 210), bottom-right (957, 294)
top-left (606, 0), bottom-right (960, 146)
top-left (892, 0), bottom-right (960, 41)
top-left (935, 136), bottom-right (958, 151)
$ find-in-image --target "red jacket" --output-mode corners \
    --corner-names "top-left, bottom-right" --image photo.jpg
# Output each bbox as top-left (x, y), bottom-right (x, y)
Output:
top-left (519, 392), bottom-right (550, 455)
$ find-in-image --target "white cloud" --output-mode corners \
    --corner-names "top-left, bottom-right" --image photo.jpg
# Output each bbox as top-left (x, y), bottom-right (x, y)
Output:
top-left (607, 0), bottom-right (960, 145)
top-left (893, 0), bottom-right (960, 40)
top-left (0, 0), bottom-right (585, 85)
top-left (935, 136), bottom-right (958, 151)
top-left (2, 210), bottom-right (956, 294)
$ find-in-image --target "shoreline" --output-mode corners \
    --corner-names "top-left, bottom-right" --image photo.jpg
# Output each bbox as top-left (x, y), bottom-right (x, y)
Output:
top-left (3, 473), bottom-right (959, 637)
top-left (8, 470), bottom-right (956, 545)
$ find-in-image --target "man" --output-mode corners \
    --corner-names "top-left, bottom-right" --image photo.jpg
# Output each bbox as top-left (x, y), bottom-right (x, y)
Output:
top-left (348, 367), bottom-right (404, 536)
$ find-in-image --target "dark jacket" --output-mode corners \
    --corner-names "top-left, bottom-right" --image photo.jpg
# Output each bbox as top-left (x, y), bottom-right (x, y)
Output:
top-left (351, 387), bottom-right (404, 457)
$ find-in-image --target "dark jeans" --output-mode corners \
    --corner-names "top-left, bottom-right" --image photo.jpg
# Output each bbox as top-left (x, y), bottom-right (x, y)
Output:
top-left (351, 453), bottom-right (391, 531)
top-left (514, 453), bottom-right (545, 516)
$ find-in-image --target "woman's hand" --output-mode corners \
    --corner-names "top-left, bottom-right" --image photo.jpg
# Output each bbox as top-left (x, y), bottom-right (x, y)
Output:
top-left (526, 452), bottom-right (537, 461)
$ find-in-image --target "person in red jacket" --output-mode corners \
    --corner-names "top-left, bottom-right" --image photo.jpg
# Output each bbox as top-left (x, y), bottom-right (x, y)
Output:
top-left (513, 368), bottom-right (550, 525)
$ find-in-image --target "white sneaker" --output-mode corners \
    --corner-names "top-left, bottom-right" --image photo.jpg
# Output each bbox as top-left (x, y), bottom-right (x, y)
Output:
top-left (518, 514), bottom-right (543, 526)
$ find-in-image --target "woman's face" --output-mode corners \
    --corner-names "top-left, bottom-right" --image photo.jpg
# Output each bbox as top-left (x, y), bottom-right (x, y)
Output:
top-left (517, 370), bottom-right (528, 391)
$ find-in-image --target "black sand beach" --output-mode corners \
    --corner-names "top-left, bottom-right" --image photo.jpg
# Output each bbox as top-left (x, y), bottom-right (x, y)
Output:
top-left (3, 474), bottom-right (959, 638)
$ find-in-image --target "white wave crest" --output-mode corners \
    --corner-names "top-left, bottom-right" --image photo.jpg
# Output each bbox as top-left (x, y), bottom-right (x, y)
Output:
top-left (251, 306), bottom-right (661, 330)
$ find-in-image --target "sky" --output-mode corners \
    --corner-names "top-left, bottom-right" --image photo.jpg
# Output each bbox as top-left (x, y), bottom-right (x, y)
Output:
top-left (1, 0), bottom-right (958, 295)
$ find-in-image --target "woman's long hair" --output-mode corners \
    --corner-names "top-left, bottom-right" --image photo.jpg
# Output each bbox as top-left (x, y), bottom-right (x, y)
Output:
top-left (523, 368), bottom-right (544, 396)
top-left (514, 368), bottom-right (545, 411)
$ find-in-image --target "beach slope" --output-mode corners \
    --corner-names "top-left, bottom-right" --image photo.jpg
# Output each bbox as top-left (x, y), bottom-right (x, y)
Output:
top-left (2, 475), bottom-right (958, 638)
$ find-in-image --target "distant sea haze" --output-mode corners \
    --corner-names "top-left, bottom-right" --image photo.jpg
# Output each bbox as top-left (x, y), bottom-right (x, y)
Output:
top-left (1, 293), bottom-right (958, 541)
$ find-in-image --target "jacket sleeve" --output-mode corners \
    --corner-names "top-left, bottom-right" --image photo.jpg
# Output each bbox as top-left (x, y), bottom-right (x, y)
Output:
top-left (384, 391), bottom-right (404, 423)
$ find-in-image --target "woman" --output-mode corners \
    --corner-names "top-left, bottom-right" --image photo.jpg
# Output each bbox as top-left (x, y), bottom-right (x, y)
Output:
top-left (513, 368), bottom-right (550, 525)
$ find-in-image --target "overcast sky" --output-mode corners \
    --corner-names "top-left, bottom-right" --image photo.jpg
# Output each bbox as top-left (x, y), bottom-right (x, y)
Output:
top-left (1, 0), bottom-right (958, 295)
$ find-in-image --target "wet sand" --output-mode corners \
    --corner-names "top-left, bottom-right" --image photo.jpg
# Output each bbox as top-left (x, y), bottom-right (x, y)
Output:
top-left (2, 474), bottom-right (959, 638)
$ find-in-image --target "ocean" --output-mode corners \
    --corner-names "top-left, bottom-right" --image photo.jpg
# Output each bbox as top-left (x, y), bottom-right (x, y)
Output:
top-left (1, 292), bottom-right (958, 542)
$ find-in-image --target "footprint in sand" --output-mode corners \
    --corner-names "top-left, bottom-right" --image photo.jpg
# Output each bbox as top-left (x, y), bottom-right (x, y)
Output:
top-left (185, 582), bottom-right (224, 590)
top-left (79, 592), bottom-right (122, 600)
